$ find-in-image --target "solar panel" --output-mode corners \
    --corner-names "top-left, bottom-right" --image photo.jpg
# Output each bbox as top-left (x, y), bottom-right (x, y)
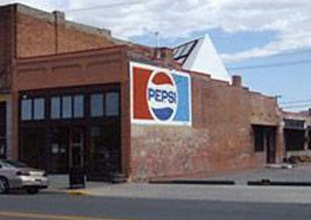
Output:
top-left (173, 39), bottom-right (198, 65)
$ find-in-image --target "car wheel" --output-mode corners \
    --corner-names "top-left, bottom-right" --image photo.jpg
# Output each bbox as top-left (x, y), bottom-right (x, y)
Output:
top-left (26, 188), bottom-right (39, 194)
top-left (0, 177), bottom-right (9, 194)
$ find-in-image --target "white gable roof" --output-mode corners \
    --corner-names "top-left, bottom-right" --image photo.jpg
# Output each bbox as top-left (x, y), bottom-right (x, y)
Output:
top-left (173, 34), bottom-right (231, 82)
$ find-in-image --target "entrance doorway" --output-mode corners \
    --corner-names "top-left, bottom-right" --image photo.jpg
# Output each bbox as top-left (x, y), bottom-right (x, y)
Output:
top-left (49, 126), bottom-right (85, 173)
top-left (253, 125), bottom-right (277, 164)
top-left (266, 127), bottom-right (276, 164)
top-left (69, 127), bottom-right (84, 168)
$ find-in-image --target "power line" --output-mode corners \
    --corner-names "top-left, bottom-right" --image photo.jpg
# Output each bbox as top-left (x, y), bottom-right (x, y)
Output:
top-left (227, 59), bottom-right (311, 71)
top-left (280, 99), bottom-right (311, 105)
top-left (65, 1), bottom-right (145, 13)
top-left (224, 49), bottom-right (311, 61)
top-left (282, 104), bottom-right (311, 109)
top-left (260, 49), bottom-right (311, 59)
top-left (281, 102), bottom-right (311, 108)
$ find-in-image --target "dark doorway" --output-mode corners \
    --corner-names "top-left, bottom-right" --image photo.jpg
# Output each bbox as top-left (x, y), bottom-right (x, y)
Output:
top-left (49, 127), bottom-right (69, 173)
top-left (49, 126), bottom-right (85, 173)
top-left (69, 127), bottom-right (84, 168)
top-left (266, 127), bottom-right (276, 164)
top-left (253, 125), bottom-right (277, 164)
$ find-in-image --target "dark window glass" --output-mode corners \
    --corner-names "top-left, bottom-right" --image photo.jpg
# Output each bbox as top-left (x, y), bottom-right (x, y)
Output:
top-left (33, 98), bottom-right (45, 120)
top-left (106, 92), bottom-right (119, 116)
top-left (21, 99), bottom-right (32, 121)
top-left (91, 94), bottom-right (103, 117)
top-left (253, 126), bottom-right (264, 152)
top-left (51, 97), bottom-right (61, 119)
top-left (285, 129), bottom-right (305, 151)
top-left (62, 96), bottom-right (72, 119)
top-left (73, 95), bottom-right (84, 118)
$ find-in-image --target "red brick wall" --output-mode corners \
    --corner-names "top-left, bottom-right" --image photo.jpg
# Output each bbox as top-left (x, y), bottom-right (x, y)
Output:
top-left (0, 5), bottom-right (15, 91)
top-left (0, 4), bottom-right (118, 90)
top-left (130, 73), bottom-right (281, 181)
top-left (16, 11), bottom-right (115, 58)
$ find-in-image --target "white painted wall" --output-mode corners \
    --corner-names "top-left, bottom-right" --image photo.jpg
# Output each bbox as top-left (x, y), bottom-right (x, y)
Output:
top-left (182, 34), bottom-right (231, 82)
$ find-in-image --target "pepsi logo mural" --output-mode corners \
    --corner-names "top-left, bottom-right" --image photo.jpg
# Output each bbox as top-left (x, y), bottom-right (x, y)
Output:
top-left (147, 71), bottom-right (178, 121)
top-left (130, 62), bottom-right (191, 126)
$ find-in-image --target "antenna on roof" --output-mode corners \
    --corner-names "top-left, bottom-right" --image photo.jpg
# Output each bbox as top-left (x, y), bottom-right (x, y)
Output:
top-left (155, 31), bottom-right (159, 48)
top-left (154, 31), bottom-right (160, 59)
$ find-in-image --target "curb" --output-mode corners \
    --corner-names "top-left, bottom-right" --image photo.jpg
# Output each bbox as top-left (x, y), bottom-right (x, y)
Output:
top-left (43, 188), bottom-right (91, 196)
top-left (149, 180), bottom-right (235, 185)
top-left (67, 189), bottom-right (91, 196)
top-left (248, 179), bottom-right (311, 187)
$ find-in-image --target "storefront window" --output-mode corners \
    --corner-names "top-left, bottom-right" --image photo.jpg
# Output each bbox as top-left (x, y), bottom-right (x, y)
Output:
top-left (91, 94), bottom-right (103, 117)
top-left (21, 99), bottom-right (32, 121)
top-left (106, 92), bottom-right (119, 116)
top-left (62, 96), bottom-right (72, 119)
top-left (51, 97), bottom-right (61, 119)
top-left (33, 98), bottom-right (45, 120)
top-left (73, 95), bottom-right (84, 118)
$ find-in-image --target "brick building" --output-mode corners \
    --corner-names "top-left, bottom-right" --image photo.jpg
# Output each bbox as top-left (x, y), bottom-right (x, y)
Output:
top-left (0, 3), bottom-right (125, 160)
top-left (0, 3), bottom-right (291, 181)
top-left (282, 111), bottom-right (311, 161)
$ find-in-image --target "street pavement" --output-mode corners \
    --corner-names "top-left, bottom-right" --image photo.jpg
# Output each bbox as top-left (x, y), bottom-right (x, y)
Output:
top-left (1, 164), bottom-right (311, 220)
top-left (1, 192), bottom-right (311, 220)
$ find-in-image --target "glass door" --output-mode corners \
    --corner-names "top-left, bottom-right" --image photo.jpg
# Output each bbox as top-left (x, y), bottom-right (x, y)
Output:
top-left (50, 127), bottom-right (69, 173)
top-left (69, 127), bottom-right (84, 168)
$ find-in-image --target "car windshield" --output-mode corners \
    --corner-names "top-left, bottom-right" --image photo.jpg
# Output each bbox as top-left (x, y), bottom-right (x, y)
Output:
top-left (2, 160), bottom-right (29, 168)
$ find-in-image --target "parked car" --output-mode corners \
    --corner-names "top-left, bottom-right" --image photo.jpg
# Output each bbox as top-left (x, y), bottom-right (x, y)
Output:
top-left (0, 159), bottom-right (48, 194)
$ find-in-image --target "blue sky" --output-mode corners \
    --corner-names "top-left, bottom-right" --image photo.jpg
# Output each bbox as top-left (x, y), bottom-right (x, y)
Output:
top-left (1, 0), bottom-right (311, 111)
top-left (133, 28), bottom-right (311, 111)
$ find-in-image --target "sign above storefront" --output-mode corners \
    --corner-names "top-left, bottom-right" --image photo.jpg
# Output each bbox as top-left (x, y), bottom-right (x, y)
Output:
top-left (130, 62), bottom-right (192, 126)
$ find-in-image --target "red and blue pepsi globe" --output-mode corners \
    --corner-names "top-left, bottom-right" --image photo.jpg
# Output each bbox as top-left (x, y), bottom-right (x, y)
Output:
top-left (147, 71), bottom-right (178, 121)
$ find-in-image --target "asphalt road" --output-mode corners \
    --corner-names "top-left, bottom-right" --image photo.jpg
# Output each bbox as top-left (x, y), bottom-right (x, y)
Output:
top-left (0, 192), bottom-right (311, 220)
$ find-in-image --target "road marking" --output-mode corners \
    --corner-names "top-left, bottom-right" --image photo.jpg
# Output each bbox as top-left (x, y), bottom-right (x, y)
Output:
top-left (0, 211), bottom-right (139, 220)
top-left (67, 189), bottom-right (90, 196)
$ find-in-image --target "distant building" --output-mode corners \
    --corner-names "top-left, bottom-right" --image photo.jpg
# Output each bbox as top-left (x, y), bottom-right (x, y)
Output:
top-left (282, 111), bottom-right (311, 160)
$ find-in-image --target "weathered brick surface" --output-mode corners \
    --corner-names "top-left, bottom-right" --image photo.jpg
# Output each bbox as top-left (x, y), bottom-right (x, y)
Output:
top-left (0, 4), bottom-right (118, 90)
top-left (130, 73), bottom-right (282, 181)
top-left (16, 11), bottom-right (115, 58)
top-left (0, 5), bottom-right (14, 91)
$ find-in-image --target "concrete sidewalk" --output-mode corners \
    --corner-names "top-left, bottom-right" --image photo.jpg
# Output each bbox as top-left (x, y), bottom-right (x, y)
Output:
top-left (84, 184), bottom-right (311, 203)
top-left (44, 164), bottom-right (311, 203)
top-left (45, 174), bottom-right (112, 195)
top-left (45, 179), bottom-right (311, 204)
top-left (208, 164), bottom-right (311, 185)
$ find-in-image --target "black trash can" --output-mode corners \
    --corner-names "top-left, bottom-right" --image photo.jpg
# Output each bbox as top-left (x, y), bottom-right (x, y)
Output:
top-left (69, 167), bottom-right (85, 189)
